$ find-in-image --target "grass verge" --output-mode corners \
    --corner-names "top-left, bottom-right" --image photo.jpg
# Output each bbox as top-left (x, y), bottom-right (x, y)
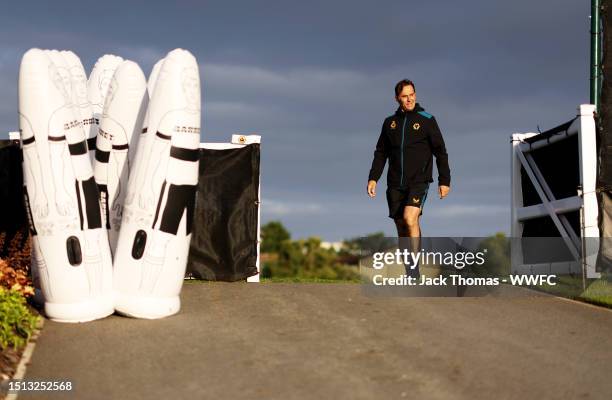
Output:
top-left (532, 275), bottom-right (612, 308)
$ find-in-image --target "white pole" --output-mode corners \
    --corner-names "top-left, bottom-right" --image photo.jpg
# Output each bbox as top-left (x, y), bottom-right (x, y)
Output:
top-left (577, 104), bottom-right (600, 278)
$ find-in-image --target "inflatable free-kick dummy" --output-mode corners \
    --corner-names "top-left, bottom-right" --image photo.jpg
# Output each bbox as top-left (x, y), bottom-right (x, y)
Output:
top-left (104, 59), bottom-right (163, 254)
top-left (88, 55), bottom-right (124, 163)
top-left (61, 50), bottom-right (97, 162)
top-left (19, 49), bottom-right (114, 322)
top-left (113, 49), bottom-right (201, 319)
top-left (128, 58), bottom-right (163, 192)
top-left (93, 60), bottom-right (148, 253)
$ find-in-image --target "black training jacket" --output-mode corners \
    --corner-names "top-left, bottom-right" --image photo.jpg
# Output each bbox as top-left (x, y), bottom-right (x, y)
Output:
top-left (368, 103), bottom-right (451, 187)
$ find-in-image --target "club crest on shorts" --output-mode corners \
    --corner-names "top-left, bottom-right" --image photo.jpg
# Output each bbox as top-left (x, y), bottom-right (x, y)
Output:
top-left (413, 123), bottom-right (420, 130)
top-left (390, 120), bottom-right (397, 129)
top-left (412, 197), bottom-right (420, 203)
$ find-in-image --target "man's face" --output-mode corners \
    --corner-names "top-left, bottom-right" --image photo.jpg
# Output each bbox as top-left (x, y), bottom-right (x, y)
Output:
top-left (396, 85), bottom-right (416, 111)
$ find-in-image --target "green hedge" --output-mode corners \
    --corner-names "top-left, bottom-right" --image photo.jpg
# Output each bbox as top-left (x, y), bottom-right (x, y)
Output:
top-left (0, 287), bottom-right (39, 349)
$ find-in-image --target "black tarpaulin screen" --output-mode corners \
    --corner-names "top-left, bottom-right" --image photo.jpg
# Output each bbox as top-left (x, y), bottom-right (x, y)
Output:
top-left (186, 144), bottom-right (260, 281)
top-left (0, 140), bottom-right (29, 258)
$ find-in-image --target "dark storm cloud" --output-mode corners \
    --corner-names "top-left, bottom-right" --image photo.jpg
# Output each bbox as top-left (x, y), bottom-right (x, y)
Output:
top-left (0, 0), bottom-right (589, 240)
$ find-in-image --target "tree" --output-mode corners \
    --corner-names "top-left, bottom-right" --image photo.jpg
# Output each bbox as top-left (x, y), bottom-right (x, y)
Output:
top-left (261, 221), bottom-right (290, 253)
top-left (260, 221), bottom-right (359, 280)
top-left (342, 232), bottom-right (395, 257)
top-left (477, 232), bottom-right (510, 277)
top-left (598, 0), bottom-right (612, 273)
top-left (272, 236), bottom-right (359, 280)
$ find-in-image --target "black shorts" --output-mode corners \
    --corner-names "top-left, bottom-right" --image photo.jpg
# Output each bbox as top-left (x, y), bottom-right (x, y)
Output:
top-left (386, 183), bottom-right (430, 219)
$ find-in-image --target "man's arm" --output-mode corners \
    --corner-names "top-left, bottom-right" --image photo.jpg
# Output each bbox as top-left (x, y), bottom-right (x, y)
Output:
top-left (368, 122), bottom-right (388, 182)
top-left (429, 117), bottom-right (451, 187)
top-left (367, 122), bottom-right (388, 197)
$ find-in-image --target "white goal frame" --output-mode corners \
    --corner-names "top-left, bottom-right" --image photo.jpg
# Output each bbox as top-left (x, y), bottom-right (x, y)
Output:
top-left (511, 105), bottom-right (600, 279)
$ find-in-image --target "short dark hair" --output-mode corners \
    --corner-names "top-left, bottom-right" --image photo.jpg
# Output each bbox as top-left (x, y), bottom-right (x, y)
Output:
top-left (394, 79), bottom-right (415, 97)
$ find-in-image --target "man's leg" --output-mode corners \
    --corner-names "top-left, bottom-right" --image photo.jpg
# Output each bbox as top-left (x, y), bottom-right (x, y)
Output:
top-left (403, 206), bottom-right (422, 277)
top-left (395, 218), bottom-right (414, 277)
top-left (394, 218), bottom-right (408, 237)
top-left (403, 206), bottom-right (421, 238)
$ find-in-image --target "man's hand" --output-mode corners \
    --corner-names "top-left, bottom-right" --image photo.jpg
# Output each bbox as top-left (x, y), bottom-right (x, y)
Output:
top-left (367, 180), bottom-right (377, 198)
top-left (439, 185), bottom-right (450, 199)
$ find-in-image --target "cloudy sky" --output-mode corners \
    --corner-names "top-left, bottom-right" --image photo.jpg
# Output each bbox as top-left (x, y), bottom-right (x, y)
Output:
top-left (0, 0), bottom-right (590, 241)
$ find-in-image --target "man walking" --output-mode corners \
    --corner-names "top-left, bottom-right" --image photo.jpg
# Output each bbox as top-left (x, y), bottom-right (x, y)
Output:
top-left (367, 79), bottom-right (451, 275)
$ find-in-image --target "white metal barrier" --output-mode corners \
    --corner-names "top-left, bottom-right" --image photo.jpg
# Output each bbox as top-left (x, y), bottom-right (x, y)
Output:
top-left (511, 104), bottom-right (600, 279)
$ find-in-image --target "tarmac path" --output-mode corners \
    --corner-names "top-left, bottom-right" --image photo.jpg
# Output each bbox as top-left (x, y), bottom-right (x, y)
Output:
top-left (18, 283), bottom-right (612, 399)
